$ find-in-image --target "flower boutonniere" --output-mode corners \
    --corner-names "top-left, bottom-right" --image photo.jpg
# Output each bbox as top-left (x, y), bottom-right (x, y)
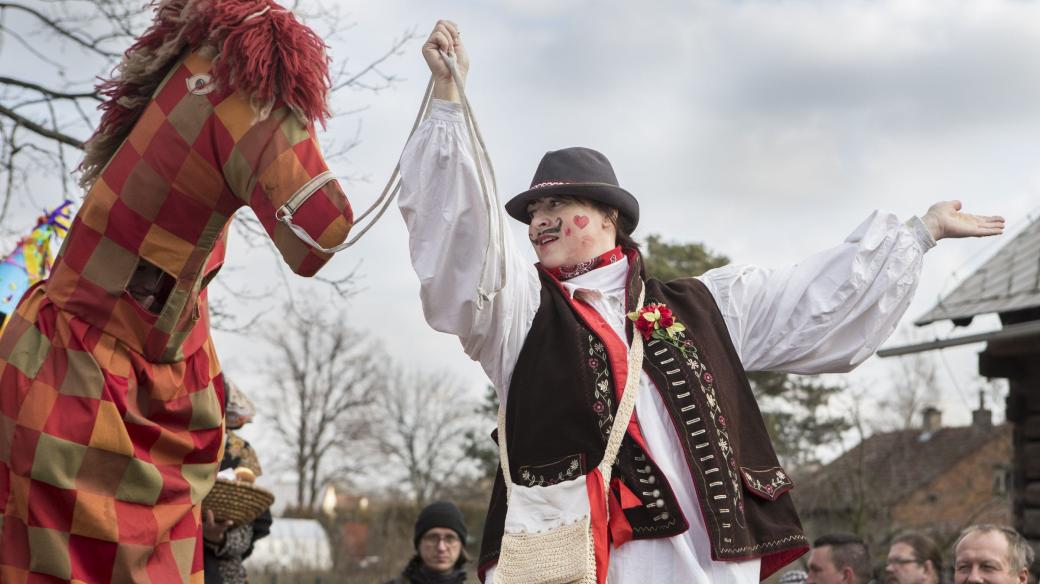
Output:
top-left (628, 303), bottom-right (686, 346)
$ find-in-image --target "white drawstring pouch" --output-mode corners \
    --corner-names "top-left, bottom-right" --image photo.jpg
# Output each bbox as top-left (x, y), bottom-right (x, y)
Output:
top-left (496, 477), bottom-right (597, 584)
top-left (494, 286), bottom-right (646, 584)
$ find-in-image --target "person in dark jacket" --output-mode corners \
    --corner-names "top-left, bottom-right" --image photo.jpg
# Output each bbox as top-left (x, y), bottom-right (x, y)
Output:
top-left (387, 501), bottom-right (468, 584)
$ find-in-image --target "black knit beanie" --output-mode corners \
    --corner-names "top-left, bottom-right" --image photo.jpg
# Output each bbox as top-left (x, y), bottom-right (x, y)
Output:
top-left (413, 501), bottom-right (467, 549)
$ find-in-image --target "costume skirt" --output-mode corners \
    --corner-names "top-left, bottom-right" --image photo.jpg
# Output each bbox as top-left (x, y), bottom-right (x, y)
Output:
top-left (0, 284), bottom-right (225, 583)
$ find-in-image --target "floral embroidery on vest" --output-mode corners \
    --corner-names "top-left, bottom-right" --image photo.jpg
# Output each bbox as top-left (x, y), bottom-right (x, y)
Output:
top-left (677, 330), bottom-right (746, 522)
top-left (518, 453), bottom-right (585, 487)
top-left (740, 466), bottom-right (794, 501)
top-left (587, 334), bottom-right (615, 442)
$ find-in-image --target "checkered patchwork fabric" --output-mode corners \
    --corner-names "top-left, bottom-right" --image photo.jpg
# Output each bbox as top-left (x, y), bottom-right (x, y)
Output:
top-left (46, 49), bottom-right (352, 364)
top-left (0, 288), bottom-right (224, 583)
top-left (0, 50), bottom-right (352, 582)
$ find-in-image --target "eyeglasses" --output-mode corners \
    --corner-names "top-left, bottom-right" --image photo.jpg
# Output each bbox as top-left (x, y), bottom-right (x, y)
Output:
top-left (886, 558), bottom-right (923, 567)
top-left (421, 533), bottom-right (461, 547)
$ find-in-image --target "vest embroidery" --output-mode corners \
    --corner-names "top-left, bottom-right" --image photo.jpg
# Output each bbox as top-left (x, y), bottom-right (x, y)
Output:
top-left (645, 294), bottom-right (746, 528)
top-left (679, 334), bottom-right (746, 526)
top-left (587, 334), bottom-right (615, 442)
top-left (740, 466), bottom-right (794, 501)
top-left (518, 453), bottom-right (585, 488)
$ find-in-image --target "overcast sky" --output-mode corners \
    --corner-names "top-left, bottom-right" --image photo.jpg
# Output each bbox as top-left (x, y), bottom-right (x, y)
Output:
top-left (301, 0), bottom-right (1040, 426)
top-left (4, 0), bottom-right (1040, 473)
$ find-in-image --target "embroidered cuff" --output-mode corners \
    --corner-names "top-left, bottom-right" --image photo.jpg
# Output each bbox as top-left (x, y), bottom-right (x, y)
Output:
top-left (906, 216), bottom-right (937, 252)
top-left (740, 466), bottom-right (794, 502)
top-left (430, 99), bottom-right (464, 122)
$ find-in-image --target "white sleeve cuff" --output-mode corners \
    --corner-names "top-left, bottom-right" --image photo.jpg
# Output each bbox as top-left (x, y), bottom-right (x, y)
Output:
top-left (906, 215), bottom-right (938, 252)
top-left (430, 99), bottom-right (464, 122)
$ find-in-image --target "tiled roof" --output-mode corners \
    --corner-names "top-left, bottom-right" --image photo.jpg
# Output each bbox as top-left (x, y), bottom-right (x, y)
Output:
top-left (795, 424), bottom-right (1009, 513)
top-left (916, 217), bottom-right (1040, 325)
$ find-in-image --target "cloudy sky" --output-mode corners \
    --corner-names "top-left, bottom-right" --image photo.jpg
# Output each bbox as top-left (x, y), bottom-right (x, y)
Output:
top-left (4, 0), bottom-right (1040, 468)
top-left (305, 0), bottom-right (1040, 424)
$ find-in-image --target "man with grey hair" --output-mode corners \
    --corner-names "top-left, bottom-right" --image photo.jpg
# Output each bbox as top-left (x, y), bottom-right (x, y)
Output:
top-left (807, 533), bottom-right (873, 584)
top-left (953, 525), bottom-right (1034, 584)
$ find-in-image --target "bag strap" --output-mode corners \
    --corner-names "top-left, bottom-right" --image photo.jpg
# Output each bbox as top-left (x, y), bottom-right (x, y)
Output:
top-left (276, 50), bottom-right (506, 308)
top-left (498, 282), bottom-right (646, 498)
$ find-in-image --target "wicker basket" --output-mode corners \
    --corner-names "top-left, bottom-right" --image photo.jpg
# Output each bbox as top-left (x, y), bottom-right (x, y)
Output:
top-left (202, 479), bottom-right (275, 525)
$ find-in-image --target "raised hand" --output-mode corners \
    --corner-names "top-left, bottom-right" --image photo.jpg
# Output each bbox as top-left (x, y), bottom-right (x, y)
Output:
top-left (422, 20), bottom-right (467, 102)
top-left (921, 200), bottom-right (1005, 241)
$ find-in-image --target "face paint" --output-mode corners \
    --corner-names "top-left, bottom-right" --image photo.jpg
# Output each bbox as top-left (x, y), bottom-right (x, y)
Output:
top-left (529, 217), bottom-right (563, 246)
top-left (527, 196), bottom-right (619, 269)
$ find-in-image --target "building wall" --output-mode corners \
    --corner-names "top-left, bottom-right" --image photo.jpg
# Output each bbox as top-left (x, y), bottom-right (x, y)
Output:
top-left (890, 426), bottom-right (1012, 540)
top-left (1010, 373), bottom-right (1040, 575)
top-left (979, 338), bottom-right (1040, 576)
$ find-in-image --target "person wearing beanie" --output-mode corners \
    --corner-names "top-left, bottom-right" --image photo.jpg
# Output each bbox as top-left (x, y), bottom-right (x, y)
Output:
top-left (401, 19), bottom-right (1005, 584)
top-left (386, 501), bottom-right (468, 584)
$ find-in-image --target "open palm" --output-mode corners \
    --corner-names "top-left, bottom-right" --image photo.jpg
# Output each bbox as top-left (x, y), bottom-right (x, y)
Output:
top-left (922, 200), bottom-right (1005, 240)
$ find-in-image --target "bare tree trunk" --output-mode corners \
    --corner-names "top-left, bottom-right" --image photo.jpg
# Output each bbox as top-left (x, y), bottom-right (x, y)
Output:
top-left (373, 368), bottom-right (477, 507)
top-left (267, 300), bottom-right (380, 515)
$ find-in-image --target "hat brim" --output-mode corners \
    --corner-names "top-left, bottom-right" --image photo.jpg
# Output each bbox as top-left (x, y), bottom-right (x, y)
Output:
top-left (505, 182), bottom-right (639, 229)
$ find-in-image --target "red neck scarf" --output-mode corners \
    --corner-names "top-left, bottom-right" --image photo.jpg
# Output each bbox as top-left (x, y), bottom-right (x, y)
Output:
top-left (545, 246), bottom-right (625, 281)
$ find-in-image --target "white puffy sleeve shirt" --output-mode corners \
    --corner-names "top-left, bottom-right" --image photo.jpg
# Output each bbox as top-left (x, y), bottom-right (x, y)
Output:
top-left (399, 100), bottom-right (935, 392)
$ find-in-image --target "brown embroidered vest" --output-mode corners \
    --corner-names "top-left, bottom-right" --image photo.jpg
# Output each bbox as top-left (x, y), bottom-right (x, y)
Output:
top-left (478, 252), bottom-right (808, 581)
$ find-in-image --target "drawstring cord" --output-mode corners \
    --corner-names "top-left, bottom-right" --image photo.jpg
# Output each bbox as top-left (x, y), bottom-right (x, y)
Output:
top-left (276, 49), bottom-right (506, 309)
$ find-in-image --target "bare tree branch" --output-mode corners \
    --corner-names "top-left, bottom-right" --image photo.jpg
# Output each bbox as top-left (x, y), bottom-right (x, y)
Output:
top-left (372, 368), bottom-right (477, 505)
top-left (0, 104), bottom-right (84, 148)
top-left (0, 22), bottom-right (68, 67)
top-left (265, 302), bottom-right (380, 512)
top-left (0, 2), bottom-right (120, 57)
top-left (331, 30), bottom-right (419, 93)
top-left (0, 122), bottom-right (19, 225)
top-left (0, 76), bottom-right (99, 101)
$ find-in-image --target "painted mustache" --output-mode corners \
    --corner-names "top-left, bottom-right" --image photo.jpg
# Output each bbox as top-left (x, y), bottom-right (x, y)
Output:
top-left (530, 217), bottom-right (563, 243)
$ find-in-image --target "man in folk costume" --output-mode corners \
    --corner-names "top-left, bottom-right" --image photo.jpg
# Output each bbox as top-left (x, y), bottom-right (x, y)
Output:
top-left (0, 1), bottom-right (352, 582)
top-left (399, 21), bottom-right (1006, 584)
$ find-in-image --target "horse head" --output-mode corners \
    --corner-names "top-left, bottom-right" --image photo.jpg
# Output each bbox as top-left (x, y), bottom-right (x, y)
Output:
top-left (48, 1), bottom-right (353, 362)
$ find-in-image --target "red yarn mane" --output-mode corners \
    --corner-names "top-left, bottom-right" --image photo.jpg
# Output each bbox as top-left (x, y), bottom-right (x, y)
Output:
top-left (80, 0), bottom-right (331, 188)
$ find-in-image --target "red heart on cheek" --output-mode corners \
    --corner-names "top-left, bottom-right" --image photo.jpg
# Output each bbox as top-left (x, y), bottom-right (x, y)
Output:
top-left (573, 215), bottom-right (590, 229)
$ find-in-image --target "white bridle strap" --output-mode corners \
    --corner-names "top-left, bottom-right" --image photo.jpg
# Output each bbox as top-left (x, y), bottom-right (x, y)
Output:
top-left (275, 50), bottom-right (505, 308)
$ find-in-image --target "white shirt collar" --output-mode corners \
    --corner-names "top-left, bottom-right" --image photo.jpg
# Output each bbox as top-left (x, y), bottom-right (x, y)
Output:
top-left (559, 256), bottom-right (629, 299)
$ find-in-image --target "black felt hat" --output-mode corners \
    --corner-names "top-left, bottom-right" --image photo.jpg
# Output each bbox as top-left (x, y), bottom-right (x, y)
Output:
top-left (505, 147), bottom-right (639, 228)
